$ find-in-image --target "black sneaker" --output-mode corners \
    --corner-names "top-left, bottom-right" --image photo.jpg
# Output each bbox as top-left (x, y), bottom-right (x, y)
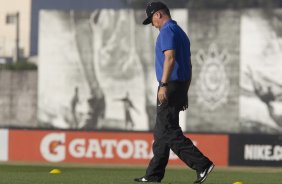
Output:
top-left (194, 163), bottom-right (215, 184)
top-left (134, 176), bottom-right (161, 183)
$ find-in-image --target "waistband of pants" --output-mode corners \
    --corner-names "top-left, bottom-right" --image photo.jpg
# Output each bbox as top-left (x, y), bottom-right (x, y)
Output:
top-left (158, 80), bottom-right (189, 84)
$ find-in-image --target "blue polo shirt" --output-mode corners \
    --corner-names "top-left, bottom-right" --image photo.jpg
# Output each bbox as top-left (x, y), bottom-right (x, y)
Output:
top-left (155, 20), bottom-right (191, 82)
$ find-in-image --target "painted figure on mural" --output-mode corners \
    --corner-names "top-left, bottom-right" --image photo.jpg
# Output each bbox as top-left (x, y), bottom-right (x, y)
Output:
top-left (71, 11), bottom-right (106, 130)
top-left (83, 89), bottom-right (106, 129)
top-left (116, 92), bottom-right (139, 130)
top-left (247, 67), bottom-right (282, 127)
top-left (70, 86), bottom-right (79, 128)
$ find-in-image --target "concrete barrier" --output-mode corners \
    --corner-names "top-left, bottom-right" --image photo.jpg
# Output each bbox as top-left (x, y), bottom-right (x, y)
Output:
top-left (0, 70), bottom-right (37, 127)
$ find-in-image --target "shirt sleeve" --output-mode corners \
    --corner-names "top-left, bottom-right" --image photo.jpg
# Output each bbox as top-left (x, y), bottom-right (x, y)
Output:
top-left (160, 28), bottom-right (176, 52)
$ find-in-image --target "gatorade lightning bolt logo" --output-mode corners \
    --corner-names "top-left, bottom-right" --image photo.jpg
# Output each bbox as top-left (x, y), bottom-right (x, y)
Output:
top-left (196, 43), bottom-right (230, 110)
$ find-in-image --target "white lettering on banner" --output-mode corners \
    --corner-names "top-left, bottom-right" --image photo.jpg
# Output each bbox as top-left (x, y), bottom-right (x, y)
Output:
top-left (85, 139), bottom-right (103, 158)
top-left (0, 129), bottom-right (9, 161)
top-left (40, 133), bottom-right (196, 162)
top-left (69, 139), bottom-right (86, 158)
top-left (117, 139), bottom-right (134, 159)
top-left (40, 133), bottom-right (66, 162)
top-left (169, 150), bottom-right (178, 160)
top-left (101, 139), bottom-right (117, 158)
top-left (273, 146), bottom-right (282, 161)
top-left (244, 144), bottom-right (282, 161)
top-left (133, 140), bottom-right (149, 159)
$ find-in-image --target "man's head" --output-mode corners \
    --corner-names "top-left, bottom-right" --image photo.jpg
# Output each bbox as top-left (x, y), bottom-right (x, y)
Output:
top-left (143, 1), bottom-right (171, 29)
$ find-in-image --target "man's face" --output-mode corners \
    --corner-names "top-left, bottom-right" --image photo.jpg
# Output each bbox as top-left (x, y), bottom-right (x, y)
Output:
top-left (151, 11), bottom-right (161, 29)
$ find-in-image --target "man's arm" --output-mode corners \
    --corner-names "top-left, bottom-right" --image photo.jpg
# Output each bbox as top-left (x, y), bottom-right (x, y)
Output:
top-left (161, 50), bottom-right (175, 83)
top-left (158, 49), bottom-right (175, 104)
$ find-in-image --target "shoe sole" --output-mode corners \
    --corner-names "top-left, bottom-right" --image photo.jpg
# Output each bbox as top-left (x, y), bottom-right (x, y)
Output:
top-left (134, 178), bottom-right (161, 183)
top-left (198, 164), bottom-right (215, 184)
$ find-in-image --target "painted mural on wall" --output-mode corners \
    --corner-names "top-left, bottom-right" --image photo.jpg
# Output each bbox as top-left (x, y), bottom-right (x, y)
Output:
top-left (37, 8), bottom-right (282, 133)
top-left (240, 10), bottom-right (282, 133)
top-left (38, 9), bottom-right (188, 131)
top-left (196, 43), bottom-right (230, 111)
top-left (187, 10), bottom-right (240, 133)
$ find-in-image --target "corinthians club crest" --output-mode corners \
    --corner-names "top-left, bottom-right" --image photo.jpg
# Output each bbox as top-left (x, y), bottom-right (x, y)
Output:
top-left (196, 43), bottom-right (230, 110)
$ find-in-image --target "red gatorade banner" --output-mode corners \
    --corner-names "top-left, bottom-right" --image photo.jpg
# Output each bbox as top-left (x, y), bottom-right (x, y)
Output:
top-left (8, 130), bottom-right (228, 166)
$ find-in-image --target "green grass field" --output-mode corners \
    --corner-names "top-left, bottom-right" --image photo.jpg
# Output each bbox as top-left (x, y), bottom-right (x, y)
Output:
top-left (0, 164), bottom-right (282, 184)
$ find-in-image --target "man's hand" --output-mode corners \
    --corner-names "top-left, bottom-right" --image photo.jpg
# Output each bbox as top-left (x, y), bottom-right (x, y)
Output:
top-left (158, 86), bottom-right (167, 104)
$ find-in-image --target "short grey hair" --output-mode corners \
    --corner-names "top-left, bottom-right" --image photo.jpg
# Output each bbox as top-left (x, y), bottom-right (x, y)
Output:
top-left (159, 8), bottom-right (171, 18)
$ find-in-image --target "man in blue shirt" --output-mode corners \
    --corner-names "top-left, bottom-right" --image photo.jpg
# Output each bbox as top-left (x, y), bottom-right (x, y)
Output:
top-left (134, 2), bottom-right (214, 184)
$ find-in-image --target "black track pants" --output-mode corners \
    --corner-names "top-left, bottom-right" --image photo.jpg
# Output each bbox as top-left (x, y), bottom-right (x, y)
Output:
top-left (145, 81), bottom-right (212, 181)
